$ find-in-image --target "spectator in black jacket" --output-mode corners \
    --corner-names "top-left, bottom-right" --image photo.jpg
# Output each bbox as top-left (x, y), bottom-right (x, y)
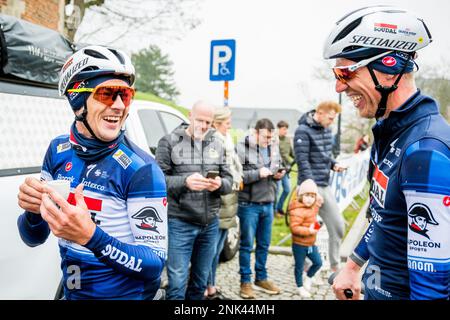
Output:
top-left (156, 100), bottom-right (233, 300)
top-left (293, 101), bottom-right (346, 272)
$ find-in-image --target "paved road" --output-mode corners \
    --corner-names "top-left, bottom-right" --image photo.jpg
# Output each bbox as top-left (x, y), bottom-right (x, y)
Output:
top-left (215, 227), bottom-right (338, 300)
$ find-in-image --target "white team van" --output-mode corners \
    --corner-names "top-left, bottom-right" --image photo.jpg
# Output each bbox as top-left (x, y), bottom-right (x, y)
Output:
top-left (0, 78), bottom-right (188, 299)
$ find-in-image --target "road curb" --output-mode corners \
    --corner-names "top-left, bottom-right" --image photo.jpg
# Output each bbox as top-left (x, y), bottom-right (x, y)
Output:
top-left (268, 245), bottom-right (292, 256)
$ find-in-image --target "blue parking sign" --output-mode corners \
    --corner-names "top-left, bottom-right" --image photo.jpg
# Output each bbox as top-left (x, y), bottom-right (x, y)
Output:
top-left (210, 39), bottom-right (236, 81)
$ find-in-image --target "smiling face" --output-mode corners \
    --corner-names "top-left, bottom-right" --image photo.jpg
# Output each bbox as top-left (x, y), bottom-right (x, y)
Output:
top-left (78, 79), bottom-right (131, 142)
top-left (334, 58), bottom-right (384, 119)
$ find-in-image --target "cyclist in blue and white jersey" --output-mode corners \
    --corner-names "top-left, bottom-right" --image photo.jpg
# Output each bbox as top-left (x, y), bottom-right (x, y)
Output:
top-left (17, 46), bottom-right (168, 300)
top-left (323, 6), bottom-right (449, 300)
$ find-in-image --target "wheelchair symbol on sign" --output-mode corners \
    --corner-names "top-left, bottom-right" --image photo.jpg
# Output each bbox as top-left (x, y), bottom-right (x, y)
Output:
top-left (219, 63), bottom-right (230, 76)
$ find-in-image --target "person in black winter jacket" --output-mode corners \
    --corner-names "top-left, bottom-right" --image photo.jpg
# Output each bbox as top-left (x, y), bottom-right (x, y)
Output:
top-left (156, 100), bottom-right (233, 300)
top-left (293, 101), bottom-right (346, 272)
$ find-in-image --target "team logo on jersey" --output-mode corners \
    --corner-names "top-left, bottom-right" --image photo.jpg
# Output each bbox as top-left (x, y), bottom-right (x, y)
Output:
top-left (443, 196), bottom-right (450, 207)
top-left (65, 162), bottom-right (73, 172)
top-left (86, 164), bottom-right (97, 178)
top-left (163, 197), bottom-right (167, 207)
top-left (113, 149), bottom-right (132, 169)
top-left (57, 142), bottom-right (71, 154)
top-left (408, 203), bottom-right (438, 240)
top-left (132, 207), bottom-right (163, 233)
top-left (370, 164), bottom-right (389, 208)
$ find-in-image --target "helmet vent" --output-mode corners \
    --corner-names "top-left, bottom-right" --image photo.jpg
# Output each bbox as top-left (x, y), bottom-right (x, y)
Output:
top-left (84, 49), bottom-right (108, 59)
top-left (109, 49), bottom-right (125, 65)
top-left (333, 17), bottom-right (362, 44)
top-left (420, 19), bottom-right (433, 42)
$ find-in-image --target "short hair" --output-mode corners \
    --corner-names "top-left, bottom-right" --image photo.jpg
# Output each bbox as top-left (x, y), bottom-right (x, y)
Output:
top-left (255, 118), bottom-right (274, 131)
top-left (213, 107), bottom-right (232, 123)
top-left (277, 120), bottom-right (289, 129)
top-left (316, 101), bottom-right (342, 114)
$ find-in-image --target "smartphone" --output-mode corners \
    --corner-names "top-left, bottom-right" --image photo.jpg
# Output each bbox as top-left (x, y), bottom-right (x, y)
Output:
top-left (206, 170), bottom-right (219, 179)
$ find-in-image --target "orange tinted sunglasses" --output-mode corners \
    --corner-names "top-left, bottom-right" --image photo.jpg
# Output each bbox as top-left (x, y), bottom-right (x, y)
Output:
top-left (68, 85), bottom-right (135, 107)
top-left (332, 50), bottom-right (393, 84)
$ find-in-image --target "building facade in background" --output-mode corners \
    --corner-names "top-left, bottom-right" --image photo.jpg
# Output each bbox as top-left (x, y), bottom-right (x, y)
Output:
top-left (0, 0), bottom-right (65, 33)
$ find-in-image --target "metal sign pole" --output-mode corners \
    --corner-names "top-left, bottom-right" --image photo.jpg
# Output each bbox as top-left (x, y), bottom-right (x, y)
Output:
top-left (224, 80), bottom-right (229, 106)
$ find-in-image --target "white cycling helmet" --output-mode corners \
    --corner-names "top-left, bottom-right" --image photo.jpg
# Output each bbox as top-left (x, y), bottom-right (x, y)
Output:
top-left (323, 5), bottom-right (432, 60)
top-left (58, 45), bottom-right (135, 96)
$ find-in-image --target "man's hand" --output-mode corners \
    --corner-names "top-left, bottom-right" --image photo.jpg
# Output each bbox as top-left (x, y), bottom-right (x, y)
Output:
top-left (259, 167), bottom-right (273, 179)
top-left (332, 259), bottom-right (362, 300)
top-left (40, 183), bottom-right (96, 246)
top-left (333, 164), bottom-right (347, 172)
top-left (18, 177), bottom-right (45, 214)
top-left (185, 173), bottom-right (210, 191)
top-left (206, 176), bottom-right (222, 192)
top-left (273, 169), bottom-right (286, 180)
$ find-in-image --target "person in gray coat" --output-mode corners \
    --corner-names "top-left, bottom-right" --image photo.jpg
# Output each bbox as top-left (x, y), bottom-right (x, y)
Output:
top-left (156, 100), bottom-right (233, 300)
top-left (293, 100), bottom-right (346, 272)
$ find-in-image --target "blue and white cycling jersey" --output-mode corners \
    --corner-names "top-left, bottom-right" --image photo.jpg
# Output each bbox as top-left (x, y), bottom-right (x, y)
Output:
top-left (18, 133), bottom-right (168, 300)
top-left (352, 91), bottom-right (450, 300)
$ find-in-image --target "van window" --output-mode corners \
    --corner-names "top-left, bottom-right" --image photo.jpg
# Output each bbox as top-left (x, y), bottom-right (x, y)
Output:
top-left (0, 91), bottom-right (72, 176)
top-left (137, 109), bottom-right (166, 154)
top-left (159, 111), bottom-right (185, 133)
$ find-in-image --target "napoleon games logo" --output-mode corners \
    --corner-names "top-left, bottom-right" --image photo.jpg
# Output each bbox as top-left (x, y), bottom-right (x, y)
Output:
top-left (370, 164), bottom-right (389, 208)
top-left (408, 203), bottom-right (438, 240)
top-left (132, 207), bottom-right (163, 233)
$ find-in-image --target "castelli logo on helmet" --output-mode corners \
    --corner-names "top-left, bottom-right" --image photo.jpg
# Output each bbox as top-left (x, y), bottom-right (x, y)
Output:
top-left (382, 56), bottom-right (397, 67)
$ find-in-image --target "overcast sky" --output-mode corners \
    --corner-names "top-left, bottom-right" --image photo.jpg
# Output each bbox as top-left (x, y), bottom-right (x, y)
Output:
top-left (77, 0), bottom-right (450, 111)
top-left (157, 0), bottom-right (450, 110)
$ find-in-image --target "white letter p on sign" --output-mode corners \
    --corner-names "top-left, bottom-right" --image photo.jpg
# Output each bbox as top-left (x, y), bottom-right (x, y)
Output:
top-left (212, 45), bottom-right (232, 76)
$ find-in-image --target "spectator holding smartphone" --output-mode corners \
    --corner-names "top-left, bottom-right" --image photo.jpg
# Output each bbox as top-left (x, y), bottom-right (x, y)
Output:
top-left (156, 100), bottom-right (233, 300)
top-left (236, 118), bottom-right (284, 299)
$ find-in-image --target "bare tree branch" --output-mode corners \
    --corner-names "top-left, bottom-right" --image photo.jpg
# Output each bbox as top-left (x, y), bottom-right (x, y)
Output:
top-left (73, 0), bottom-right (202, 48)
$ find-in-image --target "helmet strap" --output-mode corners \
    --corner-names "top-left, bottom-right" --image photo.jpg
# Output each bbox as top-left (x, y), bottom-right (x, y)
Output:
top-left (74, 103), bottom-right (100, 141)
top-left (368, 55), bottom-right (411, 119)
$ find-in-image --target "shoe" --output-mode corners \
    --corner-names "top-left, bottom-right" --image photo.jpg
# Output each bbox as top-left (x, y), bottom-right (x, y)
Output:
top-left (240, 283), bottom-right (256, 299)
top-left (297, 286), bottom-right (311, 298)
top-left (254, 279), bottom-right (281, 295)
top-left (206, 288), bottom-right (230, 300)
top-left (303, 276), bottom-right (313, 291)
top-left (312, 274), bottom-right (324, 286)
